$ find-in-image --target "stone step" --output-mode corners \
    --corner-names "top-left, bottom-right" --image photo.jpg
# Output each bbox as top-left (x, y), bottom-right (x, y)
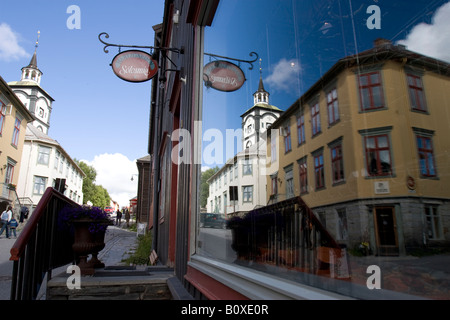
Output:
top-left (46, 266), bottom-right (174, 300)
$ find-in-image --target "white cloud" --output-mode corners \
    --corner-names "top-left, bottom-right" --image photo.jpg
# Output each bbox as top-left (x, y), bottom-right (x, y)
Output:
top-left (0, 23), bottom-right (30, 62)
top-left (397, 2), bottom-right (450, 63)
top-left (82, 153), bottom-right (138, 208)
top-left (264, 58), bottom-right (301, 93)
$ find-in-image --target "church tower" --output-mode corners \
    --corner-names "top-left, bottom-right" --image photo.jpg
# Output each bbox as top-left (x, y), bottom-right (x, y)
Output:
top-left (241, 60), bottom-right (282, 150)
top-left (8, 31), bottom-right (54, 134)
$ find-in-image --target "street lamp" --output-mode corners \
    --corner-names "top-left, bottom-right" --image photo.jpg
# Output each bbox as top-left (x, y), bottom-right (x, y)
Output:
top-left (130, 174), bottom-right (138, 181)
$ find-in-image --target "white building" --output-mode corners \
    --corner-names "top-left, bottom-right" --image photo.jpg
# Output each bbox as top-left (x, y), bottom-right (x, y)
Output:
top-left (207, 77), bottom-right (282, 216)
top-left (17, 124), bottom-right (85, 207)
top-left (9, 41), bottom-right (85, 209)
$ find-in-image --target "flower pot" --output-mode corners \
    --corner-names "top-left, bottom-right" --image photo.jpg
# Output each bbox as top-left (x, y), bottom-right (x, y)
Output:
top-left (72, 219), bottom-right (102, 275)
top-left (88, 227), bottom-right (107, 269)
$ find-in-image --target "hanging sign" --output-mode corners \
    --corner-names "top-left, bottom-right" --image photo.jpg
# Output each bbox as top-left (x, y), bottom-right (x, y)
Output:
top-left (111, 50), bottom-right (158, 83)
top-left (203, 60), bottom-right (245, 92)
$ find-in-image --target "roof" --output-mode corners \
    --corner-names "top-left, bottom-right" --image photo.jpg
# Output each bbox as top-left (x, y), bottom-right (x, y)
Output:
top-left (270, 39), bottom-right (450, 130)
top-left (0, 75), bottom-right (34, 122)
top-left (8, 80), bottom-right (55, 102)
top-left (241, 103), bottom-right (283, 118)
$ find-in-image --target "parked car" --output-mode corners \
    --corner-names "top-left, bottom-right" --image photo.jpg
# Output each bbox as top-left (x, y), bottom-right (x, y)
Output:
top-left (104, 206), bottom-right (114, 215)
top-left (199, 213), bottom-right (227, 229)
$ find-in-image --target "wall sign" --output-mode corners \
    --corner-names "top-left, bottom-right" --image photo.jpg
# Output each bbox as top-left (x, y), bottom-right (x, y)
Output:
top-left (374, 181), bottom-right (390, 194)
top-left (111, 50), bottom-right (158, 83)
top-left (203, 60), bottom-right (245, 92)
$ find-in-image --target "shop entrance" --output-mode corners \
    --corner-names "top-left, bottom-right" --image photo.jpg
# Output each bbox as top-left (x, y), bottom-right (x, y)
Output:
top-left (374, 207), bottom-right (399, 256)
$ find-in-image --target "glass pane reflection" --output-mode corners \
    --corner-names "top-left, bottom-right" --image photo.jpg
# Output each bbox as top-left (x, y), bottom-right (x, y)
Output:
top-left (198, 0), bottom-right (450, 300)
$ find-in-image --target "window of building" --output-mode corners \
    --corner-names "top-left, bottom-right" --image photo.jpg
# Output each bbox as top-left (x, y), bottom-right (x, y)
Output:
top-left (364, 134), bottom-right (392, 177)
top-left (284, 125), bottom-right (292, 153)
top-left (4, 161), bottom-right (15, 185)
top-left (416, 133), bottom-right (436, 178)
top-left (311, 102), bottom-right (321, 136)
top-left (297, 114), bottom-right (305, 145)
top-left (11, 117), bottom-right (21, 147)
top-left (37, 145), bottom-right (51, 166)
top-left (337, 208), bottom-right (348, 240)
top-left (285, 166), bottom-right (294, 199)
top-left (33, 176), bottom-right (47, 195)
top-left (407, 74), bottom-right (427, 112)
top-left (242, 185), bottom-right (253, 203)
top-left (55, 151), bottom-right (60, 170)
top-left (313, 151), bottom-right (325, 189)
top-left (243, 158), bottom-right (252, 176)
top-left (0, 101), bottom-right (6, 135)
top-left (330, 141), bottom-right (344, 184)
top-left (424, 205), bottom-right (442, 240)
top-left (327, 88), bottom-right (340, 125)
top-left (271, 174), bottom-right (278, 196)
top-left (298, 157), bottom-right (308, 194)
top-left (359, 71), bottom-right (385, 111)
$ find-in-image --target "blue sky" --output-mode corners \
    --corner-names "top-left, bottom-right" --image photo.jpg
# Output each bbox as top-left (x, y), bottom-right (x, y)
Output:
top-left (201, 0), bottom-right (450, 169)
top-left (1, 1), bottom-right (450, 204)
top-left (0, 1), bottom-right (165, 206)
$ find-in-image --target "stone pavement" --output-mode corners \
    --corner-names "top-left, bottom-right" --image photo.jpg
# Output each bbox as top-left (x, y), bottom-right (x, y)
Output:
top-left (97, 224), bottom-right (139, 267)
top-left (346, 253), bottom-right (450, 300)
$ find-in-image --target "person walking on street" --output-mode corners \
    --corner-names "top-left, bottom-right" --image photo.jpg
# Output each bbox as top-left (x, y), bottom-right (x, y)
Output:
top-left (125, 208), bottom-right (130, 228)
top-left (116, 209), bottom-right (122, 227)
top-left (0, 205), bottom-right (13, 239)
top-left (9, 215), bottom-right (18, 238)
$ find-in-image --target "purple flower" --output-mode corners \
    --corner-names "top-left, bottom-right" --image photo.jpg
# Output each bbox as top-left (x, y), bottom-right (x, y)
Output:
top-left (58, 205), bottom-right (113, 234)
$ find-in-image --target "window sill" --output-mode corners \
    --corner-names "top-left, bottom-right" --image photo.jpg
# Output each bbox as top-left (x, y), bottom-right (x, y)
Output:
top-left (188, 255), bottom-right (354, 300)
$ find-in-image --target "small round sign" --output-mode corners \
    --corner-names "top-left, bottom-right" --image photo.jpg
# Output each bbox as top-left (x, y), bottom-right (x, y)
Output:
top-left (203, 60), bottom-right (246, 92)
top-left (111, 50), bottom-right (158, 83)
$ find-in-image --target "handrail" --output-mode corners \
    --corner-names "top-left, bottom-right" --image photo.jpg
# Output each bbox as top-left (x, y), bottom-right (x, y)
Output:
top-left (10, 187), bottom-right (79, 300)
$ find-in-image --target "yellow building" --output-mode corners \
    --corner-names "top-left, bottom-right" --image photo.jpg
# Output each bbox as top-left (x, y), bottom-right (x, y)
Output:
top-left (266, 39), bottom-right (450, 255)
top-left (0, 75), bottom-right (34, 212)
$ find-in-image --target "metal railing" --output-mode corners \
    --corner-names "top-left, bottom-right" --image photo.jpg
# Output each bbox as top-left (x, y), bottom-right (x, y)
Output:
top-left (228, 196), bottom-right (349, 278)
top-left (9, 187), bottom-right (78, 300)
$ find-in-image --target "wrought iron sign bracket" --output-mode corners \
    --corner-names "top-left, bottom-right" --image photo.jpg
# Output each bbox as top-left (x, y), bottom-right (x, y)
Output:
top-left (204, 51), bottom-right (259, 70)
top-left (98, 32), bottom-right (184, 55)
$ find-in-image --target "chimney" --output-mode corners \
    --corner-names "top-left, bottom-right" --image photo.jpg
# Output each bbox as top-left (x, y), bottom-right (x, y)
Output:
top-left (374, 38), bottom-right (392, 48)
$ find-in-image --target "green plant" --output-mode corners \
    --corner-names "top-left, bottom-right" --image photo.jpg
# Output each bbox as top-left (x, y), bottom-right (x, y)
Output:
top-left (122, 231), bottom-right (153, 265)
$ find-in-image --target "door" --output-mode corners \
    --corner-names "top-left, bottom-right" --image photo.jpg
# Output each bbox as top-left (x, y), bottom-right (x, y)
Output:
top-left (374, 207), bottom-right (399, 256)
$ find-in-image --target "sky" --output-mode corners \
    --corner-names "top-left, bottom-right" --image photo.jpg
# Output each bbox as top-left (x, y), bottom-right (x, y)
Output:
top-left (0, 1), bottom-right (165, 207)
top-left (201, 0), bottom-right (450, 169)
top-left (1, 1), bottom-right (450, 205)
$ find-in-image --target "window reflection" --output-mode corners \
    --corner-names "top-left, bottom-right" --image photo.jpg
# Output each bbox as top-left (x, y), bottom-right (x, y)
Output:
top-left (199, 0), bottom-right (450, 300)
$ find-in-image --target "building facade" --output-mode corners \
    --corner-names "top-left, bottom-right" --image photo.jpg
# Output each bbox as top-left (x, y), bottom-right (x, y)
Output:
top-left (0, 76), bottom-right (35, 212)
top-left (266, 39), bottom-right (450, 256)
top-left (17, 124), bottom-right (85, 207)
top-left (206, 77), bottom-right (282, 215)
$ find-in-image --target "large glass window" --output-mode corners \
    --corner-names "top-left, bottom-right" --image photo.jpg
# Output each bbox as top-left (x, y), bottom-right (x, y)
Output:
top-left (198, 0), bottom-right (450, 300)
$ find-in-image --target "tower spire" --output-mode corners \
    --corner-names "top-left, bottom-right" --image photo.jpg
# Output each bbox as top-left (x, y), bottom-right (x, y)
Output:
top-left (20, 31), bottom-right (42, 84)
top-left (253, 58), bottom-right (269, 105)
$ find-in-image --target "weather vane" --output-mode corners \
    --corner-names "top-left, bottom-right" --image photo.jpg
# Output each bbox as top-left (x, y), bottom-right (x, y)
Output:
top-left (35, 30), bottom-right (40, 51)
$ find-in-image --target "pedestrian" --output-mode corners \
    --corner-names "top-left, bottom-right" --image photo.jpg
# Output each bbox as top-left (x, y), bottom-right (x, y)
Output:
top-left (9, 215), bottom-right (18, 238)
top-left (116, 208), bottom-right (122, 227)
top-left (0, 205), bottom-right (13, 239)
top-left (125, 208), bottom-right (130, 228)
top-left (20, 206), bottom-right (29, 223)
